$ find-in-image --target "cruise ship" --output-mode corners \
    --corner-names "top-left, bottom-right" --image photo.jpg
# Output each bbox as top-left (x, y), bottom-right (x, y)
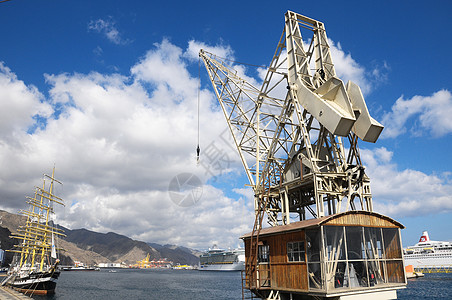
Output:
top-left (403, 231), bottom-right (452, 268)
top-left (199, 246), bottom-right (245, 271)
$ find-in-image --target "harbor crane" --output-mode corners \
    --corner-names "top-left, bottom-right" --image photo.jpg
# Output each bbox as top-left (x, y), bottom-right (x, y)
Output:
top-left (199, 11), bottom-right (382, 227)
top-left (200, 11), bottom-right (405, 300)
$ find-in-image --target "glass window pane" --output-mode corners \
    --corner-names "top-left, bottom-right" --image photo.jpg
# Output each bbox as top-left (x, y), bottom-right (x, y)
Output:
top-left (287, 241), bottom-right (305, 262)
top-left (383, 228), bottom-right (402, 259)
top-left (348, 261), bottom-right (368, 287)
top-left (368, 259), bottom-right (384, 285)
top-left (386, 260), bottom-right (404, 283)
top-left (306, 229), bottom-right (321, 262)
top-left (363, 227), bottom-right (383, 260)
top-left (308, 263), bottom-right (323, 290)
top-left (334, 262), bottom-right (348, 288)
top-left (258, 245), bottom-right (269, 263)
top-left (346, 227), bottom-right (363, 260)
top-left (324, 226), bottom-right (345, 261)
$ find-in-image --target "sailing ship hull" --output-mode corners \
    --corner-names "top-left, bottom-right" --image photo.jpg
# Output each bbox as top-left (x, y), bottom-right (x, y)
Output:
top-left (8, 270), bottom-right (60, 295)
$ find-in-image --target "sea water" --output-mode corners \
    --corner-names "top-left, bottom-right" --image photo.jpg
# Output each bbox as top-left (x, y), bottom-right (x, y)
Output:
top-left (399, 273), bottom-right (452, 300)
top-left (33, 269), bottom-right (242, 300)
top-left (30, 269), bottom-right (452, 300)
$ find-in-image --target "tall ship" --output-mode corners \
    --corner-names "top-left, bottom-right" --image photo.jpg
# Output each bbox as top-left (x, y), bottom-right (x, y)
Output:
top-left (199, 245), bottom-right (245, 271)
top-left (1, 168), bottom-right (65, 295)
top-left (404, 231), bottom-right (452, 268)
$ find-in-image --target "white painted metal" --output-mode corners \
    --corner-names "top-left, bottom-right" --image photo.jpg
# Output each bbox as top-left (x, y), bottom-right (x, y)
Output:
top-left (285, 11), bottom-right (356, 137)
top-left (266, 290), bottom-right (281, 300)
top-left (346, 81), bottom-right (384, 142)
top-left (332, 289), bottom-right (398, 300)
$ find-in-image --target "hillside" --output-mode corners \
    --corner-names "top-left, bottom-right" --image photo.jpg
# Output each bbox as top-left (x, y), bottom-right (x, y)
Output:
top-left (0, 210), bottom-right (199, 266)
top-left (148, 243), bottom-right (203, 266)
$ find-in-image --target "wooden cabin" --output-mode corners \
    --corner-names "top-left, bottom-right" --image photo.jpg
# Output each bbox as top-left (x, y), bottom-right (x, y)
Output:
top-left (241, 211), bottom-right (406, 299)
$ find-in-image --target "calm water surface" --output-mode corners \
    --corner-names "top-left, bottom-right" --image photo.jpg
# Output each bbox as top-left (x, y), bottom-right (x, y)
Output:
top-left (34, 269), bottom-right (242, 300)
top-left (30, 269), bottom-right (452, 300)
top-left (399, 273), bottom-right (452, 300)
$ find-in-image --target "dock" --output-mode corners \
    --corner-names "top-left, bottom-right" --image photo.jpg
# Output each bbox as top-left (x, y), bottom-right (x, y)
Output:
top-left (405, 264), bottom-right (425, 279)
top-left (0, 287), bottom-right (30, 300)
top-left (414, 265), bottom-right (452, 273)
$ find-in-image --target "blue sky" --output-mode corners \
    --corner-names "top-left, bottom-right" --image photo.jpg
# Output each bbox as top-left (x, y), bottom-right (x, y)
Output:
top-left (0, 0), bottom-right (451, 249)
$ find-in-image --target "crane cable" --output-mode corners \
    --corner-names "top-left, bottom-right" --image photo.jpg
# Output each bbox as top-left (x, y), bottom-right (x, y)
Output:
top-left (205, 51), bottom-right (268, 69)
top-left (196, 57), bottom-right (201, 163)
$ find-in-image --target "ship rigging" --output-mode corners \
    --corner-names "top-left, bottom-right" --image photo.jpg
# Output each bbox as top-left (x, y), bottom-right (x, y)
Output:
top-left (1, 167), bottom-right (65, 295)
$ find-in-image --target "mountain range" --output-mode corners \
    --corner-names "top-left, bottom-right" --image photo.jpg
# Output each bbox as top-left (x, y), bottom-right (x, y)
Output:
top-left (0, 210), bottom-right (201, 267)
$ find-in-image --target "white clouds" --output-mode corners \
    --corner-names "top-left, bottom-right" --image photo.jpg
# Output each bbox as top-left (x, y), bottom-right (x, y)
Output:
top-left (329, 40), bottom-right (370, 93)
top-left (381, 90), bottom-right (452, 138)
top-left (43, 72), bottom-right (203, 190)
top-left (185, 40), bottom-right (234, 62)
top-left (57, 184), bottom-right (252, 249)
top-left (131, 39), bottom-right (196, 100)
top-left (0, 62), bottom-right (52, 139)
top-left (0, 39), bottom-right (251, 249)
top-left (362, 147), bottom-right (452, 217)
top-left (0, 35), bottom-right (449, 250)
top-left (329, 39), bottom-right (389, 95)
top-left (88, 17), bottom-right (129, 45)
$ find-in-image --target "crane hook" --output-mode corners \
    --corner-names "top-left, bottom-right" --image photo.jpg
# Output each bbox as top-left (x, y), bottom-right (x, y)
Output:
top-left (196, 145), bottom-right (200, 163)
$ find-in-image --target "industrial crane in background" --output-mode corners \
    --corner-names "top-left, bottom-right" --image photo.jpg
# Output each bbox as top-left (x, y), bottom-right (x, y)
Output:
top-left (200, 11), bottom-right (387, 299)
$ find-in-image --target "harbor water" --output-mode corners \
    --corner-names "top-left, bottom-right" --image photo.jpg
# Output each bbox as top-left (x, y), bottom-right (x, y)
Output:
top-left (29, 269), bottom-right (451, 300)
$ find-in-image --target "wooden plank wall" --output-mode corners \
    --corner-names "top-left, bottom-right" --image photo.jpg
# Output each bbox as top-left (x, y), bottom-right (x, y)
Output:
top-left (326, 214), bottom-right (398, 228)
top-left (243, 230), bottom-right (309, 291)
top-left (267, 231), bottom-right (308, 291)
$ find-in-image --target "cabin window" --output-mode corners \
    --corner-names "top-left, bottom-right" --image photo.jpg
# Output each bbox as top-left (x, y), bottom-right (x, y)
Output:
top-left (363, 227), bottom-right (385, 286)
top-left (287, 241), bottom-right (305, 262)
top-left (306, 228), bottom-right (323, 290)
top-left (382, 228), bottom-right (402, 259)
top-left (324, 226), bottom-right (346, 261)
top-left (345, 226), bottom-right (363, 260)
top-left (363, 227), bottom-right (383, 259)
top-left (319, 225), bottom-right (405, 292)
top-left (306, 229), bottom-right (321, 262)
top-left (258, 245), bottom-right (269, 263)
top-left (382, 228), bottom-right (404, 283)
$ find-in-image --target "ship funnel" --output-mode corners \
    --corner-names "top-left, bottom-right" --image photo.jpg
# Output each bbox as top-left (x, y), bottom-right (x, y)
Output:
top-left (419, 231), bottom-right (430, 242)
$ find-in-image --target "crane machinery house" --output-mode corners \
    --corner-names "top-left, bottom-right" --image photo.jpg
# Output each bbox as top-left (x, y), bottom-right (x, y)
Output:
top-left (200, 10), bottom-right (405, 300)
top-left (240, 211), bottom-right (405, 299)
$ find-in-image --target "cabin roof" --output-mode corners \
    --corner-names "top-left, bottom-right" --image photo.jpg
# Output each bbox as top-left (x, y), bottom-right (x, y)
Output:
top-left (240, 210), bottom-right (404, 239)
